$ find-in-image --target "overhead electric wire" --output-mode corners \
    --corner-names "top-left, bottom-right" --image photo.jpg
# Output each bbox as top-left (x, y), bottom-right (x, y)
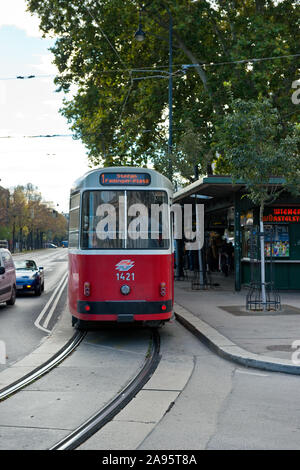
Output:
top-left (0, 134), bottom-right (73, 139)
top-left (119, 72), bottom-right (134, 124)
top-left (1, 53), bottom-right (299, 81)
top-left (184, 53), bottom-right (300, 68)
top-left (0, 74), bottom-right (56, 81)
top-left (84, 0), bottom-right (127, 69)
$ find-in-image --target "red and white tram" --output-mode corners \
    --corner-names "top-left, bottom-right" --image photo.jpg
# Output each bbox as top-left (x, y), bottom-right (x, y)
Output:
top-left (68, 167), bottom-right (174, 328)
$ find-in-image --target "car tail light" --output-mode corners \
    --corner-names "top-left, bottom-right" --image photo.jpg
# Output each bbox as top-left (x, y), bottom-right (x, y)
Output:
top-left (84, 282), bottom-right (90, 297)
top-left (160, 282), bottom-right (166, 297)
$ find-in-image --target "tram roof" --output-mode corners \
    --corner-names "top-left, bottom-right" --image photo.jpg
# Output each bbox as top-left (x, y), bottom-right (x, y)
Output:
top-left (71, 167), bottom-right (173, 193)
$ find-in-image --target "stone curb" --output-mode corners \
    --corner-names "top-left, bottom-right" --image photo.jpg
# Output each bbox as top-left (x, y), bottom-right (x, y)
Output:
top-left (174, 302), bottom-right (300, 376)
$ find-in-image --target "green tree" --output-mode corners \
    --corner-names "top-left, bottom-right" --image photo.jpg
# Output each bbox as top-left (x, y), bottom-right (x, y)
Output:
top-left (26, 0), bottom-right (299, 178)
top-left (173, 119), bottom-right (213, 183)
top-left (214, 98), bottom-right (300, 308)
top-left (0, 186), bottom-right (10, 227)
top-left (9, 186), bottom-right (29, 252)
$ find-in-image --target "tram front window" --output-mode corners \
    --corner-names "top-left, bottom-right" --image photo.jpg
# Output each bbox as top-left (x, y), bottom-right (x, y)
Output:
top-left (81, 190), bottom-right (169, 250)
top-left (127, 191), bottom-right (169, 249)
top-left (81, 191), bottom-right (124, 249)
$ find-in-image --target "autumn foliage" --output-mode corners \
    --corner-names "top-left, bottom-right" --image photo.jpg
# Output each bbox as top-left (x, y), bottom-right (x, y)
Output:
top-left (0, 183), bottom-right (68, 252)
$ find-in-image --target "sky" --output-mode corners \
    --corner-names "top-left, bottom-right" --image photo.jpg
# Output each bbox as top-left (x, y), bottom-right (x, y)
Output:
top-left (0, 0), bottom-right (91, 213)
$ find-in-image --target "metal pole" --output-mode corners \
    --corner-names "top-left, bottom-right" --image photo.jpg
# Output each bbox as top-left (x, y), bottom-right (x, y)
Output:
top-left (168, 10), bottom-right (173, 182)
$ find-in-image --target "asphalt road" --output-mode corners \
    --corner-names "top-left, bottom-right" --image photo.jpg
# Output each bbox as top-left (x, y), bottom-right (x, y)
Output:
top-left (0, 248), bottom-right (68, 371)
top-left (139, 320), bottom-right (300, 450)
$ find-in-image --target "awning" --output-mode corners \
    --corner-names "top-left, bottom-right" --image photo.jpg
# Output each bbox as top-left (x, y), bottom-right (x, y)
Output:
top-left (173, 176), bottom-right (244, 203)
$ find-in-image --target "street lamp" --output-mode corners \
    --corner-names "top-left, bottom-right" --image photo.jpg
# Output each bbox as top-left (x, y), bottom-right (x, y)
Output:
top-left (134, 8), bottom-right (173, 182)
top-left (134, 26), bottom-right (146, 42)
top-left (134, 10), bottom-right (146, 42)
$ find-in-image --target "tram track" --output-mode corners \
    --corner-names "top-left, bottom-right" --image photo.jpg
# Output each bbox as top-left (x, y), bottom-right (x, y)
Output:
top-left (0, 329), bottom-right (85, 402)
top-left (0, 325), bottom-right (160, 450)
top-left (50, 329), bottom-right (161, 450)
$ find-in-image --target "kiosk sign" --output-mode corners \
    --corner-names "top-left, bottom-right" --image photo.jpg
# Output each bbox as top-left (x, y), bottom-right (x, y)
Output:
top-left (263, 207), bottom-right (300, 223)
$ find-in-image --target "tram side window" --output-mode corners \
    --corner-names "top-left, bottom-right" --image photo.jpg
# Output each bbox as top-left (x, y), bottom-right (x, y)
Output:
top-left (127, 191), bottom-right (169, 249)
top-left (69, 193), bottom-right (80, 248)
top-left (81, 191), bottom-right (125, 249)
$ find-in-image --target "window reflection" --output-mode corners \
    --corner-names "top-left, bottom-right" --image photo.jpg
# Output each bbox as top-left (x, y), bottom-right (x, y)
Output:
top-left (81, 190), bottom-right (169, 250)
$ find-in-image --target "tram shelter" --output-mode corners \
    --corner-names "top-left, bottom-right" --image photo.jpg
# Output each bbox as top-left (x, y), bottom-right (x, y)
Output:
top-left (173, 175), bottom-right (300, 291)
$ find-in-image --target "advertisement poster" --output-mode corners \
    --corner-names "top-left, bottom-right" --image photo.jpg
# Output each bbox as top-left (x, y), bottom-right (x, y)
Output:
top-left (264, 225), bottom-right (289, 257)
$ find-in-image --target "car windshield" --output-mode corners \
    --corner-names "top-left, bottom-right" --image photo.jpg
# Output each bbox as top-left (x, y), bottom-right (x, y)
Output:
top-left (14, 260), bottom-right (37, 270)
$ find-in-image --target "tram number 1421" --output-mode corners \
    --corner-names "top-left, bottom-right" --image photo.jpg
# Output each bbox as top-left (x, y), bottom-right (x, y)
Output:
top-left (116, 272), bottom-right (135, 281)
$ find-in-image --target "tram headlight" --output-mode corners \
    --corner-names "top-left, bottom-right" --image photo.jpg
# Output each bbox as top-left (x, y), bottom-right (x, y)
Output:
top-left (120, 284), bottom-right (130, 295)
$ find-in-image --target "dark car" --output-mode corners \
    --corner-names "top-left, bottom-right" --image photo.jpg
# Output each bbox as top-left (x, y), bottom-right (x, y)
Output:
top-left (14, 260), bottom-right (44, 296)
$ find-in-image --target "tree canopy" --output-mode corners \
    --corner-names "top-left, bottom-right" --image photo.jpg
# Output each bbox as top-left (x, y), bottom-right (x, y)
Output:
top-left (26, 0), bottom-right (300, 180)
top-left (214, 98), bottom-right (300, 213)
top-left (214, 96), bottom-right (300, 309)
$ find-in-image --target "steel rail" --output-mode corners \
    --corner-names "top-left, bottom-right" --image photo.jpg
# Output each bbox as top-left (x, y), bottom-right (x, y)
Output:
top-left (50, 329), bottom-right (161, 450)
top-left (0, 330), bottom-right (85, 402)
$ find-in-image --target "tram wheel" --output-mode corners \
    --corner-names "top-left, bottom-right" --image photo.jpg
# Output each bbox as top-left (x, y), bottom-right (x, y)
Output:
top-left (143, 320), bottom-right (164, 328)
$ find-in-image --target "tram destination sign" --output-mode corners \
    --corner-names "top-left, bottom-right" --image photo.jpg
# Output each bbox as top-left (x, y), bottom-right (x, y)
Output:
top-left (100, 172), bottom-right (151, 186)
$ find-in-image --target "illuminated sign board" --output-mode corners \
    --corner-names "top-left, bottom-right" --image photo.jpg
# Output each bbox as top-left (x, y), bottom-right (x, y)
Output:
top-left (100, 172), bottom-right (151, 186)
top-left (263, 207), bottom-right (300, 223)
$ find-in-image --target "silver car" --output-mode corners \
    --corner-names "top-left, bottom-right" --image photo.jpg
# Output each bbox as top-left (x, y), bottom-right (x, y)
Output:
top-left (0, 249), bottom-right (16, 306)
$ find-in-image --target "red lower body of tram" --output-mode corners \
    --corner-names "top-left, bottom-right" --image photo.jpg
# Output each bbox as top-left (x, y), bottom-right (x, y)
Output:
top-left (69, 253), bottom-right (174, 326)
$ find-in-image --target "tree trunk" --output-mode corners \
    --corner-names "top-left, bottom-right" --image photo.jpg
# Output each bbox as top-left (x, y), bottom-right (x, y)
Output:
top-left (19, 228), bottom-right (23, 252)
top-left (255, 0), bottom-right (265, 14)
top-left (12, 222), bottom-right (16, 253)
top-left (206, 163), bottom-right (213, 175)
top-left (259, 203), bottom-right (267, 310)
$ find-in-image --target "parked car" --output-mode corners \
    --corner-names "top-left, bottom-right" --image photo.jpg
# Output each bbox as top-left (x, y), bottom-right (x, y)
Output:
top-left (45, 243), bottom-right (58, 249)
top-left (14, 260), bottom-right (44, 296)
top-left (0, 248), bottom-right (16, 306)
top-left (0, 240), bottom-right (9, 249)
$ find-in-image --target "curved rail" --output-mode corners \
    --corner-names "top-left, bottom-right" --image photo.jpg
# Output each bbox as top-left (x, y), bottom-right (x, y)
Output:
top-left (50, 329), bottom-right (161, 450)
top-left (0, 330), bottom-right (85, 402)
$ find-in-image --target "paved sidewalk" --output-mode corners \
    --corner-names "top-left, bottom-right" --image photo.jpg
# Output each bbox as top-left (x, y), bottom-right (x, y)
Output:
top-left (174, 273), bottom-right (300, 375)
